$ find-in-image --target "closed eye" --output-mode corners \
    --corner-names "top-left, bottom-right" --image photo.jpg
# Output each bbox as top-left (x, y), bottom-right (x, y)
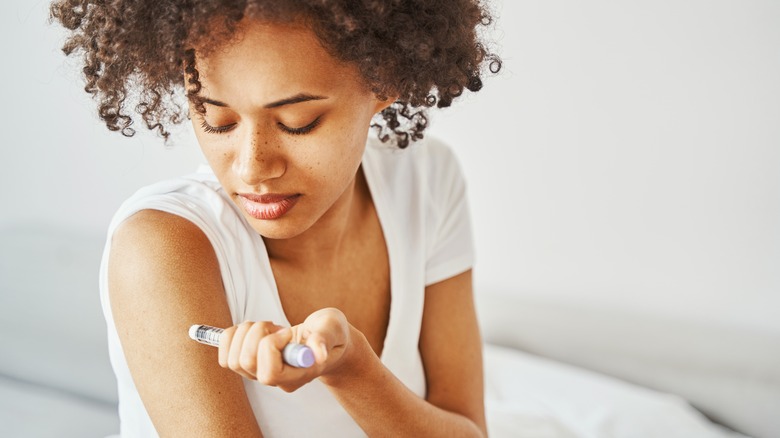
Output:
top-left (200, 119), bottom-right (236, 135)
top-left (279, 116), bottom-right (322, 135)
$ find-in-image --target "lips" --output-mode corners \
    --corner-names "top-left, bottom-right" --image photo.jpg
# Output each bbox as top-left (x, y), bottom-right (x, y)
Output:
top-left (237, 193), bottom-right (301, 220)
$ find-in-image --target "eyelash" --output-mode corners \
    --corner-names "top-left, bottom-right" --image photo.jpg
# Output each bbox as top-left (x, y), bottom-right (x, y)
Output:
top-left (200, 120), bottom-right (236, 135)
top-left (199, 116), bottom-right (322, 136)
top-left (279, 116), bottom-right (322, 136)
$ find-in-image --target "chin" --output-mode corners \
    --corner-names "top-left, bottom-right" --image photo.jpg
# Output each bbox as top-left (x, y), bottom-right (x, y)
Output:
top-left (247, 219), bottom-right (307, 241)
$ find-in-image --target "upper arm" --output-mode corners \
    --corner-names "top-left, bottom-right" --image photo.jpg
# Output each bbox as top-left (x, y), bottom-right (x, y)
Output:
top-left (108, 209), bottom-right (262, 437)
top-left (419, 269), bottom-right (486, 435)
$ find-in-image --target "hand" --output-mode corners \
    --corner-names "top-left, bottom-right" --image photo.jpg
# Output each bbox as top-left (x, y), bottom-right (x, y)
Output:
top-left (217, 308), bottom-right (352, 392)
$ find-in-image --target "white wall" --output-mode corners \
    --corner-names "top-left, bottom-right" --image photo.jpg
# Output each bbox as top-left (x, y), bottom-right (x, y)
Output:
top-left (2, 1), bottom-right (778, 332)
top-left (427, 0), bottom-right (780, 332)
top-left (0, 2), bottom-right (204, 235)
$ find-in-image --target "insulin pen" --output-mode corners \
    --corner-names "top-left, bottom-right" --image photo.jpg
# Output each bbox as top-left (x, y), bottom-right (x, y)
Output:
top-left (188, 324), bottom-right (315, 368)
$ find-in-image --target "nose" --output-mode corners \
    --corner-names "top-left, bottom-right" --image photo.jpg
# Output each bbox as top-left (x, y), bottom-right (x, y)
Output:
top-left (232, 129), bottom-right (286, 186)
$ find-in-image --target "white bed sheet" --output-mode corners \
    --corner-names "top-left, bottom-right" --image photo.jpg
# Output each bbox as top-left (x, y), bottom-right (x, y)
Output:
top-left (0, 375), bottom-right (119, 438)
top-left (484, 344), bottom-right (750, 438)
top-left (1, 344), bottom-right (752, 437)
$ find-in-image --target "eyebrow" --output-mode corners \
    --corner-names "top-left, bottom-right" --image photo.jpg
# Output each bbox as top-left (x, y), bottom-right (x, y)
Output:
top-left (201, 93), bottom-right (327, 109)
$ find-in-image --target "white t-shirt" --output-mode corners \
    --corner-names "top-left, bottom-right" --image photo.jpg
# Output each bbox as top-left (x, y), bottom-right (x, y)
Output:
top-left (99, 136), bottom-right (475, 437)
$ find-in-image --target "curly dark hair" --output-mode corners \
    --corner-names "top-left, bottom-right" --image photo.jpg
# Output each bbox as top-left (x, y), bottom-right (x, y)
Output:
top-left (50, 0), bottom-right (501, 148)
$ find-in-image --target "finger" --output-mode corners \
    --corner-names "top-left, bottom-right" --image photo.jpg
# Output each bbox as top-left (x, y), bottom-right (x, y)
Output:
top-left (228, 322), bottom-right (255, 380)
top-left (256, 327), bottom-right (293, 385)
top-left (217, 326), bottom-right (236, 368)
top-left (300, 309), bottom-right (350, 371)
top-left (303, 308), bottom-right (348, 339)
top-left (238, 322), bottom-right (283, 377)
top-left (303, 331), bottom-right (330, 364)
top-left (303, 309), bottom-right (348, 349)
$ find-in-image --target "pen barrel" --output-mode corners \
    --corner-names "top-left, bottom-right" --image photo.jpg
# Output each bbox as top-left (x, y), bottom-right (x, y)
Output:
top-left (188, 324), bottom-right (314, 368)
top-left (189, 324), bottom-right (223, 347)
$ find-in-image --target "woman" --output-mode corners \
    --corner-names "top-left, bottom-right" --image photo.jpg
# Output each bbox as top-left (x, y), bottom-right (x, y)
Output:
top-left (52, 1), bottom-right (500, 436)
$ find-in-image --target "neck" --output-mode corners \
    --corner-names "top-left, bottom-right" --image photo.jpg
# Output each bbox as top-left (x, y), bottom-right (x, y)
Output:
top-left (262, 166), bottom-right (370, 269)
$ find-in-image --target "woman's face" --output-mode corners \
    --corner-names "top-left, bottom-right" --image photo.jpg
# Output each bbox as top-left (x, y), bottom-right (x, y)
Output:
top-left (190, 20), bottom-right (390, 240)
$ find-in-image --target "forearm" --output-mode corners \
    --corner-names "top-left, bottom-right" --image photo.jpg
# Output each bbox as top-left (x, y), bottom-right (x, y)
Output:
top-left (320, 326), bottom-right (485, 438)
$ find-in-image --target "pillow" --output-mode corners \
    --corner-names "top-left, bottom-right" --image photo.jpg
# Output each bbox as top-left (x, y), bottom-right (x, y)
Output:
top-left (484, 344), bottom-right (749, 438)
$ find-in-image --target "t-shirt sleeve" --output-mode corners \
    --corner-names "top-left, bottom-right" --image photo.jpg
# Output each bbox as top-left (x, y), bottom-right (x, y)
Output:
top-left (424, 142), bottom-right (475, 286)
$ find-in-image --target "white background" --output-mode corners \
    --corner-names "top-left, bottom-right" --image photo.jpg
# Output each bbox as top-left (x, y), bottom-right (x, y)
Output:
top-left (1, 1), bottom-right (778, 333)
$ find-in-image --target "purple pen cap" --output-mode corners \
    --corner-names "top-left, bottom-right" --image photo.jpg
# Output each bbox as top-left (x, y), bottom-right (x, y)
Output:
top-left (283, 343), bottom-right (315, 368)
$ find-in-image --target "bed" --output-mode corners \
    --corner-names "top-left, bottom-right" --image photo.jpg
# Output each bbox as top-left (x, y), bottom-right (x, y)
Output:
top-left (1, 223), bottom-right (775, 437)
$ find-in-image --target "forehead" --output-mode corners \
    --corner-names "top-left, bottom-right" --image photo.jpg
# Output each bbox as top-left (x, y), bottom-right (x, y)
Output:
top-left (194, 19), bottom-right (365, 107)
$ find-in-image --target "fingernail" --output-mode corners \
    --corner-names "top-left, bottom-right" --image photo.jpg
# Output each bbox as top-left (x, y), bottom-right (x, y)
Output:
top-left (319, 342), bottom-right (328, 361)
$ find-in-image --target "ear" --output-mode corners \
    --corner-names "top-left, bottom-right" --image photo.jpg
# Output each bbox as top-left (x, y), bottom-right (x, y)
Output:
top-left (372, 94), bottom-right (399, 114)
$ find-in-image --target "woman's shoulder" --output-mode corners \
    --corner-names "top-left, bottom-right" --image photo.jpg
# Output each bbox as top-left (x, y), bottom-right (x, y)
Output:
top-left (110, 208), bottom-right (213, 260)
top-left (104, 168), bottom-right (255, 285)
top-left (106, 174), bottom-right (227, 291)
top-left (102, 168), bottom-right (257, 327)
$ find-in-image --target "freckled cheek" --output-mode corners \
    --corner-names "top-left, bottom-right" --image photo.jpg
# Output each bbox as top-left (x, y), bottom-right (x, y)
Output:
top-left (194, 136), bottom-right (237, 179)
top-left (297, 156), bottom-right (331, 183)
top-left (296, 148), bottom-right (355, 189)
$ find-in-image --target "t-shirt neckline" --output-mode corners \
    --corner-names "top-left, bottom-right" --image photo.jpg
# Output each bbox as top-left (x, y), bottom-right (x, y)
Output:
top-left (251, 143), bottom-right (398, 363)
